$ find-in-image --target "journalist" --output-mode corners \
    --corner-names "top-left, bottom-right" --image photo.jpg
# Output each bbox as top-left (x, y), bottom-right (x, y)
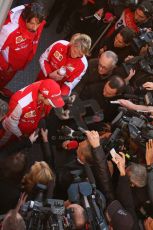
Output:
top-left (107, 0), bottom-right (153, 36)
top-left (94, 26), bottom-right (136, 64)
top-left (0, 127), bottom-right (55, 214)
top-left (56, 130), bottom-right (114, 202)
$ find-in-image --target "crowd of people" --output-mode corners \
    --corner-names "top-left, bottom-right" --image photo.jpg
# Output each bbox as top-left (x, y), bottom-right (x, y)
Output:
top-left (0, 0), bottom-right (153, 229)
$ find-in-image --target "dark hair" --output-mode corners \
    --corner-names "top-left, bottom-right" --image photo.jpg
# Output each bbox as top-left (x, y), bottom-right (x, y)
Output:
top-left (0, 152), bottom-right (26, 181)
top-left (138, 1), bottom-right (153, 18)
top-left (22, 2), bottom-right (46, 23)
top-left (109, 75), bottom-right (126, 94)
top-left (119, 27), bottom-right (136, 44)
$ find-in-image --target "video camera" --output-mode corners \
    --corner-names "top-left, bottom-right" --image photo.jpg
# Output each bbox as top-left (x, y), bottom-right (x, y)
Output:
top-left (20, 184), bottom-right (76, 230)
top-left (68, 169), bottom-right (108, 230)
top-left (101, 128), bottom-right (125, 154)
top-left (122, 46), bottom-right (153, 76)
top-left (131, 28), bottom-right (153, 54)
top-left (111, 108), bottom-right (153, 146)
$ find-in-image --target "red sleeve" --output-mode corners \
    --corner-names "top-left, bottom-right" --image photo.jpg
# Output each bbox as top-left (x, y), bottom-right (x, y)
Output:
top-left (39, 42), bottom-right (63, 77)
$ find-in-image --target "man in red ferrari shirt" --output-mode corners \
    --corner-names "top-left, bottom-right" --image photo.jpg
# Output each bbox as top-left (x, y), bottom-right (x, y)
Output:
top-left (107, 0), bottom-right (153, 37)
top-left (0, 2), bottom-right (46, 97)
top-left (37, 33), bottom-right (92, 96)
top-left (0, 79), bottom-right (64, 148)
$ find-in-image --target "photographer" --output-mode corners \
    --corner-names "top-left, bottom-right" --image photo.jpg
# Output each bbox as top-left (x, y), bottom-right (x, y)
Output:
top-left (107, 0), bottom-right (153, 36)
top-left (56, 130), bottom-right (114, 202)
top-left (0, 126), bottom-right (55, 214)
top-left (110, 152), bottom-right (140, 229)
top-left (94, 26), bottom-right (136, 63)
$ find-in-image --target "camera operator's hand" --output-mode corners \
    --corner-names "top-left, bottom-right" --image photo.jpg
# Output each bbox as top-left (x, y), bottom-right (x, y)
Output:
top-left (139, 44), bottom-right (149, 56)
top-left (95, 8), bottom-right (104, 18)
top-left (60, 109), bottom-right (70, 120)
top-left (112, 152), bottom-right (126, 176)
top-left (86, 130), bottom-right (100, 148)
top-left (99, 46), bottom-right (107, 56)
top-left (144, 217), bottom-right (153, 230)
top-left (41, 128), bottom-right (48, 142)
top-left (143, 82), bottom-right (153, 91)
top-left (146, 139), bottom-right (153, 165)
top-left (125, 68), bottom-right (136, 83)
top-left (29, 130), bottom-right (39, 144)
top-left (124, 55), bottom-right (134, 62)
top-left (118, 99), bottom-right (135, 110)
top-left (16, 192), bottom-right (28, 212)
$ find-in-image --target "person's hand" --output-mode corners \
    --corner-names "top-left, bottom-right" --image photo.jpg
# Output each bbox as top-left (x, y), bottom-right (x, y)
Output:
top-left (95, 8), bottom-right (104, 18)
top-left (16, 192), bottom-right (28, 212)
top-left (112, 152), bottom-right (126, 176)
top-left (62, 140), bottom-right (71, 149)
top-left (29, 130), bottom-right (39, 144)
top-left (143, 82), bottom-right (153, 91)
top-left (146, 139), bottom-right (153, 165)
top-left (118, 99), bottom-right (135, 110)
top-left (125, 68), bottom-right (136, 82)
top-left (144, 217), bottom-right (153, 230)
top-left (99, 46), bottom-right (107, 56)
top-left (41, 128), bottom-right (48, 142)
top-left (49, 70), bottom-right (64, 81)
top-left (82, 0), bottom-right (89, 5)
top-left (124, 55), bottom-right (134, 62)
top-left (60, 109), bottom-right (70, 120)
top-left (86, 130), bottom-right (100, 148)
top-left (139, 44), bottom-right (149, 56)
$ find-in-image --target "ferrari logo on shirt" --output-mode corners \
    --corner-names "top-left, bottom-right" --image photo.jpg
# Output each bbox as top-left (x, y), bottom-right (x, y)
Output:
top-left (53, 51), bottom-right (63, 61)
top-left (16, 36), bottom-right (26, 44)
top-left (24, 110), bottom-right (36, 118)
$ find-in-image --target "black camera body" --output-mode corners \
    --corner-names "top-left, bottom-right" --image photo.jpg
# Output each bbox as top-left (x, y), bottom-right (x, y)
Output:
top-left (112, 109), bottom-right (153, 145)
top-left (20, 184), bottom-right (72, 230)
top-left (122, 46), bottom-right (153, 77)
top-left (131, 29), bottom-right (153, 54)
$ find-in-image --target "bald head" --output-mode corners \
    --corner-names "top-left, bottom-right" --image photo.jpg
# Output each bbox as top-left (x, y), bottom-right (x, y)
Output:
top-left (67, 204), bottom-right (86, 229)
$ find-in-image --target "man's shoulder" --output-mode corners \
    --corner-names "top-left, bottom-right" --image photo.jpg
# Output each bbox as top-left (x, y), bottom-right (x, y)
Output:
top-left (9, 5), bottom-right (25, 24)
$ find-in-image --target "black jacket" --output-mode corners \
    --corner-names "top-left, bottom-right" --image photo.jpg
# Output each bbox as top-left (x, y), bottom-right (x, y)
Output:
top-left (147, 166), bottom-right (153, 205)
top-left (116, 175), bottom-right (140, 230)
top-left (56, 145), bottom-right (115, 202)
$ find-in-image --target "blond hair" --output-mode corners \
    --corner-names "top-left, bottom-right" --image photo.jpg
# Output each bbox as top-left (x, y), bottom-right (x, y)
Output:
top-left (22, 161), bottom-right (55, 193)
top-left (70, 33), bottom-right (92, 55)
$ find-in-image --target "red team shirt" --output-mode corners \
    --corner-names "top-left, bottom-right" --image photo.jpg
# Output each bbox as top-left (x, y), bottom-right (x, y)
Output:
top-left (2, 81), bottom-right (51, 139)
top-left (0, 5), bottom-right (45, 72)
top-left (38, 40), bottom-right (88, 96)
